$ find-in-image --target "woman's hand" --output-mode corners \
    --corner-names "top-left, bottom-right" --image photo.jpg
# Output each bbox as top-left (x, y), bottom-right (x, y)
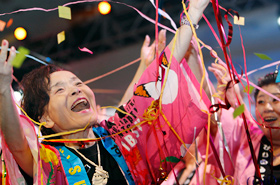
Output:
top-left (140, 29), bottom-right (166, 67)
top-left (208, 60), bottom-right (241, 108)
top-left (0, 40), bottom-right (16, 95)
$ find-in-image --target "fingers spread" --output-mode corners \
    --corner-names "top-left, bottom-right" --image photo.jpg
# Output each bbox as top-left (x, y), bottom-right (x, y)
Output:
top-left (208, 66), bottom-right (224, 83)
top-left (217, 60), bottom-right (227, 68)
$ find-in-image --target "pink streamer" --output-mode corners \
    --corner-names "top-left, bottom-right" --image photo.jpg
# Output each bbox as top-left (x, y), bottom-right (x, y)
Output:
top-left (78, 47), bottom-right (93, 54)
top-left (245, 60), bottom-right (280, 76)
top-left (83, 57), bottom-right (140, 84)
top-left (0, 0), bottom-right (176, 34)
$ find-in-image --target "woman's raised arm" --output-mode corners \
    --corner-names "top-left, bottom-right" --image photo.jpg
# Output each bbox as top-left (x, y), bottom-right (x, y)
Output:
top-left (167, 0), bottom-right (209, 63)
top-left (0, 39), bottom-right (34, 177)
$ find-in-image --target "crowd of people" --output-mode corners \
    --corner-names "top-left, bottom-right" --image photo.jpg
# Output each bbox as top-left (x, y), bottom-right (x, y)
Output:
top-left (0, 0), bottom-right (279, 184)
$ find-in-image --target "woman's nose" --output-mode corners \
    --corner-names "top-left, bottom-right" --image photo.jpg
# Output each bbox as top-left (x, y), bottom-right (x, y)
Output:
top-left (71, 88), bottom-right (81, 96)
top-left (264, 102), bottom-right (273, 112)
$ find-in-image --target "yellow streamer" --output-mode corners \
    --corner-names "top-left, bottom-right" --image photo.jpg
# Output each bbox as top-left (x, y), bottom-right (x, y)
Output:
top-left (180, 3), bottom-right (216, 184)
top-left (197, 38), bottom-right (231, 102)
top-left (202, 111), bottom-right (211, 185)
top-left (45, 102), bottom-right (160, 143)
top-left (181, 1), bottom-right (206, 100)
top-left (211, 172), bottom-right (235, 185)
top-left (1, 153), bottom-right (6, 185)
top-left (16, 103), bottom-right (92, 139)
top-left (158, 30), bottom-right (179, 110)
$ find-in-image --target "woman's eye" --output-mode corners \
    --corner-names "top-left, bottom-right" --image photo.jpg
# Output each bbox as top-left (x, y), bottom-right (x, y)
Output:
top-left (56, 88), bottom-right (64, 93)
top-left (257, 100), bottom-right (264, 105)
top-left (76, 82), bottom-right (83, 86)
top-left (273, 98), bottom-right (279, 103)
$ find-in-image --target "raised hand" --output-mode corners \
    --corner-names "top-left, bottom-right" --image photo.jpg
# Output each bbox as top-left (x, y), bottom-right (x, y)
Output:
top-left (208, 60), bottom-right (241, 108)
top-left (0, 40), bottom-right (16, 95)
top-left (140, 29), bottom-right (166, 67)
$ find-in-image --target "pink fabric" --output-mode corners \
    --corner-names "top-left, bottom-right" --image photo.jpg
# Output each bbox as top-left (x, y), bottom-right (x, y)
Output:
top-left (2, 115), bottom-right (68, 184)
top-left (165, 107), bottom-right (263, 185)
top-left (100, 47), bottom-right (209, 184)
top-left (173, 108), bottom-right (263, 185)
top-left (2, 93), bottom-right (69, 184)
top-left (217, 108), bottom-right (263, 185)
top-left (197, 107), bottom-right (263, 185)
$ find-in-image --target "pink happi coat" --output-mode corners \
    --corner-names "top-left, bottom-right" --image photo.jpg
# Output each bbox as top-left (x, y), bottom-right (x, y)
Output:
top-left (163, 107), bottom-right (263, 185)
top-left (2, 47), bottom-right (210, 185)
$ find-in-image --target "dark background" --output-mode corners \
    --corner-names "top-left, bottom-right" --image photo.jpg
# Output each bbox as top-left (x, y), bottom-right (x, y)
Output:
top-left (0, 0), bottom-right (279, 109)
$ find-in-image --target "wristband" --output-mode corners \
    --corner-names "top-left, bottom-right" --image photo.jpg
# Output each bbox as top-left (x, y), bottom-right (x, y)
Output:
top-left (180, 15), bottom-right (199, 29)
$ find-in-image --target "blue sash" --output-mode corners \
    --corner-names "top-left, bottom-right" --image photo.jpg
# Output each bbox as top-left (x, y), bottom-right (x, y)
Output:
top-left (55, 126), bottom-right (135, 185)
top-left (92, 126), bottom-right (135, 185)
top-left (55, 145), bottom-right (91, 185)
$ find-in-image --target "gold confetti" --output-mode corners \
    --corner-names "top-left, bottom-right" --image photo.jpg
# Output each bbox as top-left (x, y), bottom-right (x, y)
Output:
top-left (58, 6), bottom-right (71, 20)
top-left (57, 31), bottom-right (65, 44)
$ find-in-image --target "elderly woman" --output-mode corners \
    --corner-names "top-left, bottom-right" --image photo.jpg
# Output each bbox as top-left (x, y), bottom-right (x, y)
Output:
top-left (0, 0), bottom-right (210, 184)
top-left (207, 61), bottom-right (280, 184)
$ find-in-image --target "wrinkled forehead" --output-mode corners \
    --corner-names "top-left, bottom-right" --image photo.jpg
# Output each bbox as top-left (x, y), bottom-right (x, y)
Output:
top-left (49, 71), bottom-right (80, 85)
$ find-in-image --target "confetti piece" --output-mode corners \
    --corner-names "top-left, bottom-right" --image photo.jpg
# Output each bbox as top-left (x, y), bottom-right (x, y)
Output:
top-left (78, 47), bottom-right (93, 54)
top-left (0, 20), bottom-right (6, 31)
top-left (58, 6), bottom-right (71, 20)
top-left (57, 31), bottom-right (65, 44)
top-left (233, 104), bottom-right (245, 119)
top-left (161, 156), bottom-right (180, 163)
top-left (254, 53), bottom-right (272, 61)
top-left (233, 15), bottom-right (245, 26)
top-left (12, 47), bottom-right (30, 68)
top-left (6, 18), bottom-right (13, 28)
top-left (243, 85), bottom-right (254, 94)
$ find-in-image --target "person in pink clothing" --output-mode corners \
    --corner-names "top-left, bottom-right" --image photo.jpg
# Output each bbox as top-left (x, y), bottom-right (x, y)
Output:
top-left (0, 0), bottom-right (211, 184)
top-left (208, 61), bottom-right (280, 185)
top-left (165, 60), bottom-right (280, 185)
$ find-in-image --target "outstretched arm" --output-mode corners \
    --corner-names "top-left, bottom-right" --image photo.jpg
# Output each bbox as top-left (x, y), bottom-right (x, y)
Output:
top-left (168, 0), bottom-right (209, 63)
top-left (120, 0), bottom-right (210, 105)
top-left (0, 40), bottom-right (33, 176)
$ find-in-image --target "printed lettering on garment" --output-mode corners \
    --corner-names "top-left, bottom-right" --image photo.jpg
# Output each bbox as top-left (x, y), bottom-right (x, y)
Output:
top-left (263, 144), bottom-right (271, 151)
top-left (74, 180), bottom-right (86, 185)
top-left (69, 165), bottom-right (82, 175)
top-left (262, 152), bottom-right (269, 158)
top-left (254, 136), bottom-right (276, 184)
top-left (107, 98), bottom-right (143, 152)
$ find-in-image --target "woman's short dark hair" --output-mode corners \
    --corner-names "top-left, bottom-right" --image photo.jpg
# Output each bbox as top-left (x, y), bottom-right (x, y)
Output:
top-left (21, 64), bottom-right (63, 136)
top-left (254, 72), bottom-right (278, 101)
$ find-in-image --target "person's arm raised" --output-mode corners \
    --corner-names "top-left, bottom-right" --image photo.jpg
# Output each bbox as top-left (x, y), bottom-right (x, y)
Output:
top-left (0, 40), bottom-right (34, 177)
top-left (119, 29), bottom-right (166, 106)
top-left (167, 0), bottom-right (209, 63)
top-left (208, 60), bottom-right (254, 123)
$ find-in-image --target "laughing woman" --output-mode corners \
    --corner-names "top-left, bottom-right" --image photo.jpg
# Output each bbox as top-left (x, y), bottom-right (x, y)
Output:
top-left (0, 0), bottom-right (210, 184)
top-left (208, 61), bottom-right (280, 185)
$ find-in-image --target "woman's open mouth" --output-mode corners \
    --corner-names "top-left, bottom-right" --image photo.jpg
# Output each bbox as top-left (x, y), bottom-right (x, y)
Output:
top-left (71, 98), bottom-right (90, 112)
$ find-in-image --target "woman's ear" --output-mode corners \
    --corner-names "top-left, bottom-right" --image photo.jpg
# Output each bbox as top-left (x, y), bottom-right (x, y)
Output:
top-left (39, 114), bottom-right (55, 129)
